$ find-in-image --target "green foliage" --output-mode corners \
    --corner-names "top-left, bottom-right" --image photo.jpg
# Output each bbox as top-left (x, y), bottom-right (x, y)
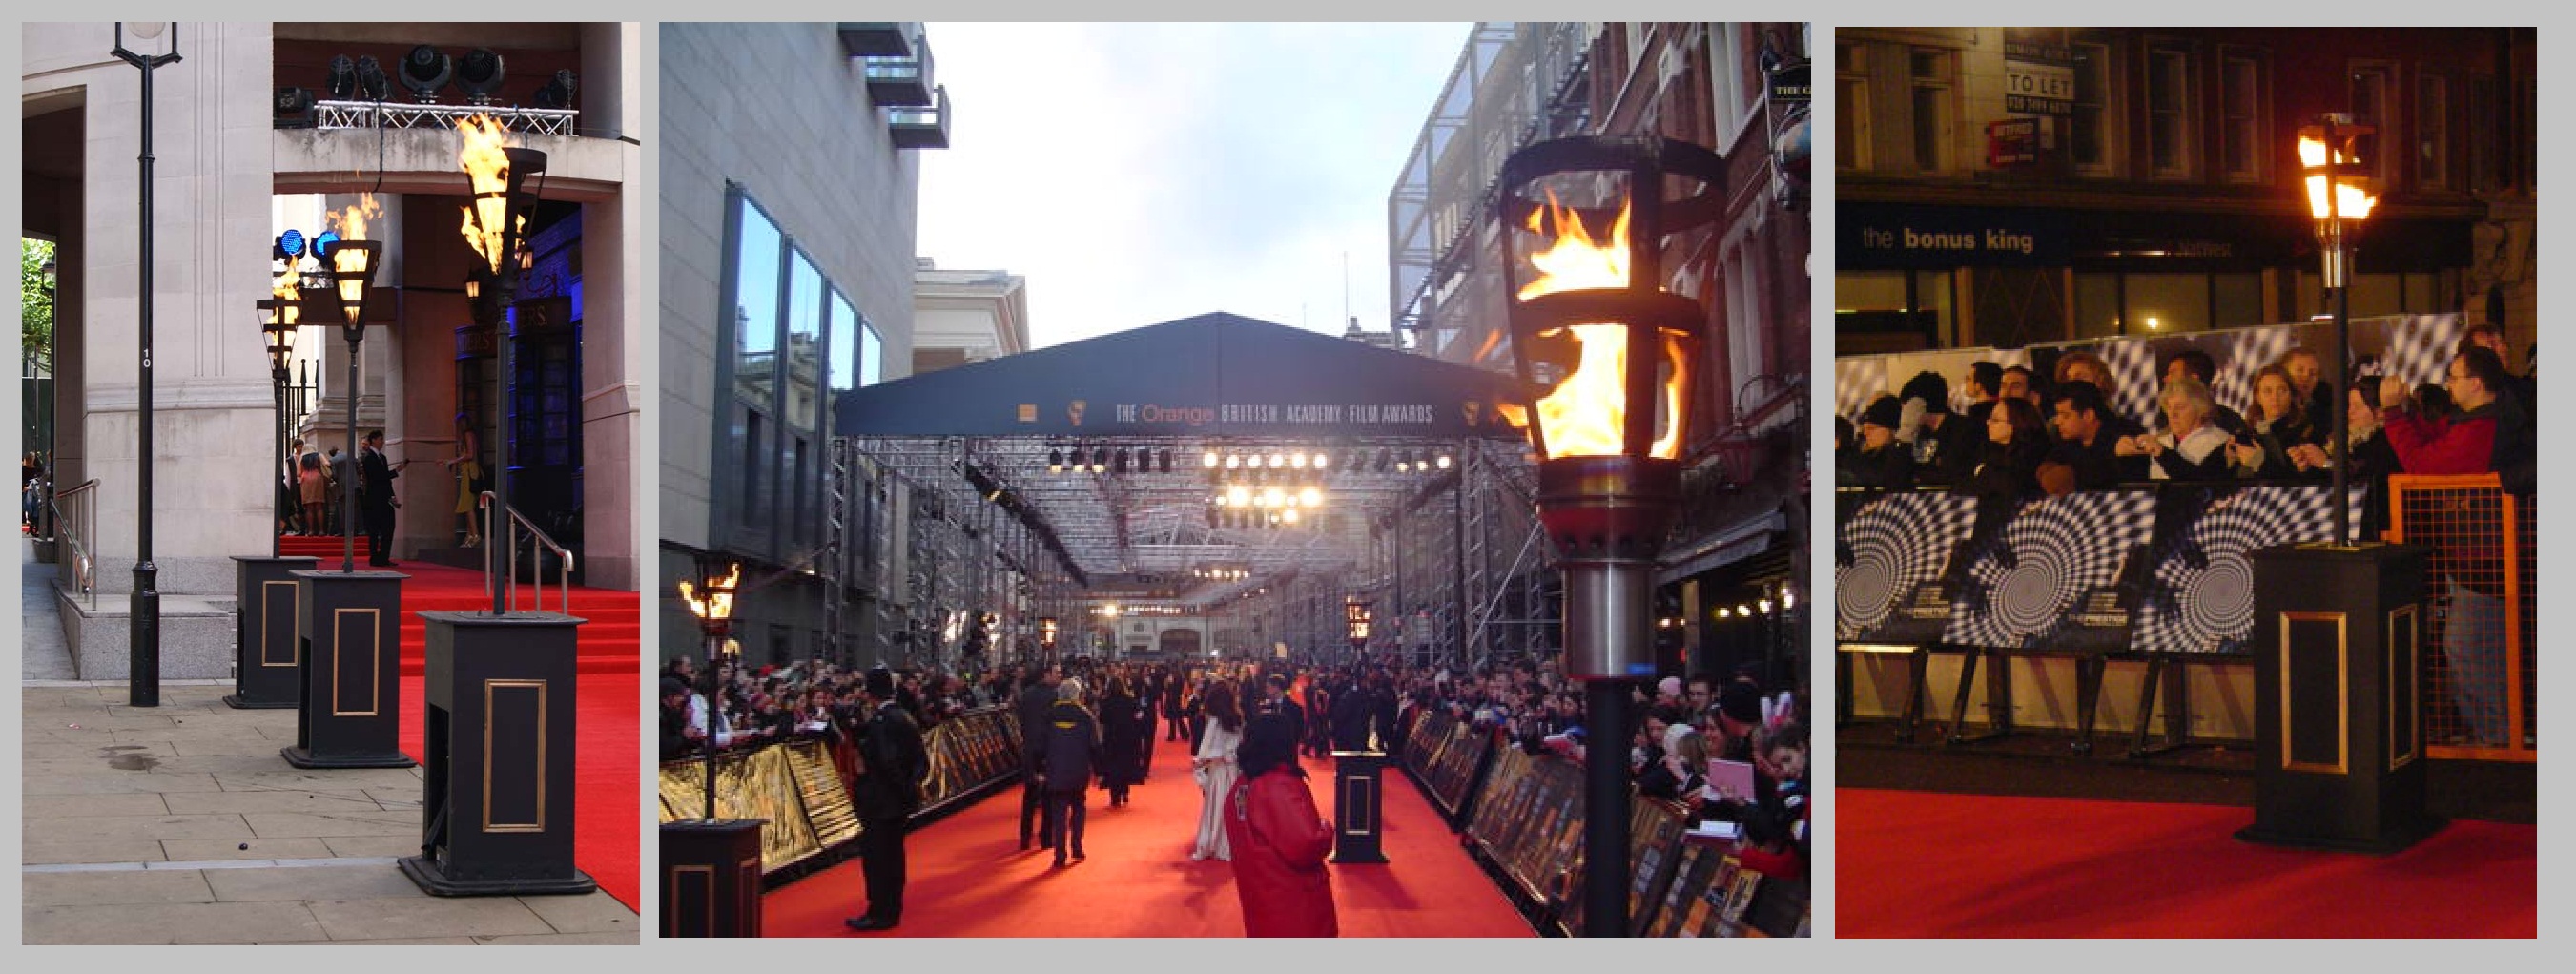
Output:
top-left (21, 238), bottom-right (54, 375)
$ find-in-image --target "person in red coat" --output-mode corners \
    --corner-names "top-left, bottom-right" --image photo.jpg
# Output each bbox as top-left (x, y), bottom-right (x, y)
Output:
top-left (1225, 712), bottom-right (1338, 937)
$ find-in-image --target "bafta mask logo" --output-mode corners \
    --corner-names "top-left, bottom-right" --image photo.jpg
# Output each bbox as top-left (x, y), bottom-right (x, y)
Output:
top-left (1462, 401), bottom-right (1482, 426)
top-left (1067, 400), bottom-right (1087, 426)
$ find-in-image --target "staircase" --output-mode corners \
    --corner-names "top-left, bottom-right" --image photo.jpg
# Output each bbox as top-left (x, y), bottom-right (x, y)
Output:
top-left (275, 534), bottom-right (639, 676)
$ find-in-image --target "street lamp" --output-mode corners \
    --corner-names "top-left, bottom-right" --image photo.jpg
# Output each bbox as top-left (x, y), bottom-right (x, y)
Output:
top-left (1038, 616), bottom-right (1060, 661)
top-left (113, 21), bottom-right (181, 708)
top-left (321, 239), bottom-right (382, 573)
top-left (1498, 134), bottom-right (1721, 938)
top-left (678, 560), bottom-right (742, 821)
top-left (258, 298), bottom-right (300, 558)
top-left (2299, 114), bottom-right (2378, 548)
top-left (457, 114), bottom-right (549, 612)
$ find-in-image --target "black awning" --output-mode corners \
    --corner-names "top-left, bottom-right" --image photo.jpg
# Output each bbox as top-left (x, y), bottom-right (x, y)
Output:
top-left (833, 312), bottom-right (1538, 440)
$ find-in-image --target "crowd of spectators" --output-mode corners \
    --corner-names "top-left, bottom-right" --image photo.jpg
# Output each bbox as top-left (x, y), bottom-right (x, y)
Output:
top-left (1837, 324), bottom-right (2538, 528)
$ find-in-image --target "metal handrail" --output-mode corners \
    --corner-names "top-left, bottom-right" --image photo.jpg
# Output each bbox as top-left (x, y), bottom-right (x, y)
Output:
top-left (476, 491), bottom-right (574, 615)
top-left (50, 479), bottom-right (100, 611)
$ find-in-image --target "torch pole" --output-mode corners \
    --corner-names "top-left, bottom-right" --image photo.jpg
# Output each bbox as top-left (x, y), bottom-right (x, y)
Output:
top-left (342, 332), bottom-right (360, 573)
top-left (701, 629), bottom-right (722, 822)
top-left (1584, 675), bottom-right (1632, 937)
top-left (2332, 271), bottom-right (2350, 547)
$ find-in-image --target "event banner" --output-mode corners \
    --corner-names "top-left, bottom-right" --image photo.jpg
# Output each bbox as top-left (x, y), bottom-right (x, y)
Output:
top-left (1834, 313), bottom-right (2463, 425)
top-left (1837, 483), bottom-right (2366, 655)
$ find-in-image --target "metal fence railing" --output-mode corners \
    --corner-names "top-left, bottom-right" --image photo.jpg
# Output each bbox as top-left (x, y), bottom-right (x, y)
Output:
top-left (49, 479), bottom-right (98, 611)
top-left (2386, 473), bottom-right (2535, 762)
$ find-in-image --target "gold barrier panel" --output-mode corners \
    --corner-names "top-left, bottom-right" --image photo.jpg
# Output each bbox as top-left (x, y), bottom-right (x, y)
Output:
top-left (782, 740), bottom-right (861, 851)
top-left (2386, 473), bottom-right (2537, 762)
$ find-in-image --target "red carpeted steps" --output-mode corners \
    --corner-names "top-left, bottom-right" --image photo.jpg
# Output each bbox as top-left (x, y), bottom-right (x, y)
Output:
top-left (272, 535), bottom-right (640, 676)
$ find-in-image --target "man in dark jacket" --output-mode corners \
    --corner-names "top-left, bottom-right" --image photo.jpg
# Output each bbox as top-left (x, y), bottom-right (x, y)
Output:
top-left (2046, 383), bottom-right (2132, 490)
top-left (1037, 678), bottom-right (1100, 867)
top-left (1015, 663), bottom-right (1062, 850)
top-left (845, 667), bottom-right (928, 932)
top-left (1261, 674), bottom-right (1307, 756)
top-left (358, 430), bottom-right (403, 567)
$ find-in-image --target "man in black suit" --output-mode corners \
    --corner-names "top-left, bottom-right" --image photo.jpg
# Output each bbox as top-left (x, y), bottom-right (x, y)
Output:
top-left (1260, 674), bottom-right (1306, 757)
top-left (358, 430), bottom-right (402, 567)
top-left (1015, 663), bottom-right (1062, 850)
top-left (845, 667), bottom-right (928, 932)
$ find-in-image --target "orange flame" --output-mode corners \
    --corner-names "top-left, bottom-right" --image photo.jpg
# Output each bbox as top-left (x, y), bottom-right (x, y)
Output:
top-left (325, 194), bottom-right (383, 242)
top-left (677, 563), bottom-right (743, 622)
top-left (1511, 196), bottom-right (1684, 459)
top-left (2298, 135), bottom-right (2378, 221)
top-left (456, 114), bottom-right (520, 272)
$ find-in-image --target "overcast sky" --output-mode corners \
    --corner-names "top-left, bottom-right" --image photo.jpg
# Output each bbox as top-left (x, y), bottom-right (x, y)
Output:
top-left (916, 22), bottom-right (1472, 349)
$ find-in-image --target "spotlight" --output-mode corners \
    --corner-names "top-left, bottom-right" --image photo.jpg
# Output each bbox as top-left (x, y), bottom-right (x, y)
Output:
top-left (533, 69), bottom-right (577, 110)
top-left (398, 45), bottom-right (452, 102)
top-left (275, 230), bottom-right (307, 263)
top-left (1299, 487), bottom-right (1321, 508)
top-left (1091, 448), bottom-right (1108, 474)
top-left (1267, 452), bottom-right (1285, 469)
top-left (1113, 448), bottom-right (1129, 474)
top-left (456, 48), bottom-right (506, 103)
top-left (353, 55), bottom-right (390, 101)
top-left (1225, 453), bottom-right (1241, 470)
top-left (1227, 486), bottom-right (1251, 508)
top-left (1047, 448), bottom-right (1062, 473)
top-left (1758, 598), bottom-right (1774, 614)
top-left (1203, 449), bottom-right (1219, 468)
top-left (1738, 604), bottom-right (1752, 616)
top-left (1436, 452), bottom-right (1453, 470)
top-left (1290, 452), bottom-right (1308, 469)
top-left (324, 55), bottom-right (360, 100)
top-left (1282, 508), bottom-right (1300, 525)
top-left (1159, 448), bottom-right (1173, 473)
top-left (1314, 452), bottom-right (1330, 469)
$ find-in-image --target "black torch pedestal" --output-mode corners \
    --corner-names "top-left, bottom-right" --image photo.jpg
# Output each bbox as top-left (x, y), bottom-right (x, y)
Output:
top-left (1329, 749), bottom-right (1391, 864)
top-left (282, 570), bottom-right (416, 768)
top-left (661, 819), bottom-right (766, 937)
top-left (225, 555), bottom-right (316, 709)
top-left (400, 610), bottom-right (597, 896)
top-left (2236, 542), bottom-right (2444, 853)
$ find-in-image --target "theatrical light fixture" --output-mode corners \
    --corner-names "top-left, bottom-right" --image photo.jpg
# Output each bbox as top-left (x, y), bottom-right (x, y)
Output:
top-left (1225, 453), bottom-right (1241, 469)
top-left (1758, 598), bottom-right (1773, 614)
top-left (1047, 448), bottom-right (1063, 473)
top-left (276, 230), bottom-right (307, 263)
top-left (1290, 452), bottom-right (1308, 469)
top-left (1090, 448), bottom-right (1108, 474)
top-left (1299, 487), bottom-right (1322, 508)
top-left (1267, 452), bottom-right (1285, 469)
top-left (325, 55), bottom-right (360, 100)
top-left (353, 55), bottom-right (390, 101)
top-left (399, 44), bottom-right (452, 102)
top-left (1436, 452), bottom-right (1453, 470)
top-left (1203, 449), bottom-right (1219, 468)
top-left (1159, 448), bottom-right (1173, 473)
top-left (456, 48), bottom-right (505, 103)
top-left (532, 69), bottom-right (577, 110)
top-left (1113, 447), bottom-right (1129, 474)
top-left (1314, 452), bottom-right (1330, 469)
top-left (1282, 508), bottom-right (1300, 525)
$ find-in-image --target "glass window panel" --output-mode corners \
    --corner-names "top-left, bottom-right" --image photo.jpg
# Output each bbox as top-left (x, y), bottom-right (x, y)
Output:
top-left (2347, 273), bottom-right (2401, 318)
top-left (829, 289), bottom-right (859, 429)
top-left (2125, 272), bottom-right (2211, 334)
top-left (861, 324), bottom-right (885, 386)
top-left (2071, 43), bottom-right (2109, 170)
top-left (786, 250), bottom-right (824, 428)
top-left (733, 197), bottom-right (782, 407)
top-left (2213, 272), bottom-right (2264, 329)
top-left (2147, 50), bottom-right (2188, 176)
top-left (2074, 272), bottom-right (2123, 338)
top-left (1912, 269), bottom-right (1955, 346)
top-left (1836, 270), bottom-right (1907, 311)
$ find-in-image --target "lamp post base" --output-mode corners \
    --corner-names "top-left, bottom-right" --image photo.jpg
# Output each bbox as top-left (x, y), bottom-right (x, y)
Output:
top-left (399, 855), bottom-right (598, 898)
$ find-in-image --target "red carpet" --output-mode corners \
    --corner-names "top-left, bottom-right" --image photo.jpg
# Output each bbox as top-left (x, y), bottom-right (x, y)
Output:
top-left (280, 537), bottom-right (641, 911)
top-left (1838, 788), bottom-right (2536, 937)
top-left (762, 731), bottom-right (1535, 937)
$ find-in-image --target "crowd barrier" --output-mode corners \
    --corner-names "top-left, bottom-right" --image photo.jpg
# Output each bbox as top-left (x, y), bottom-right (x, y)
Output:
top-left (2386, 474), bottom-right (2537, 761)
top-left (1399, 709), bottom-right (1498, 824)
top-left (1400, 716), bottom-right (1809, 938)
top-left (1836, 476), bottom-right (2536, 761)
top-left (656, 705), bottom-right (1025, 880)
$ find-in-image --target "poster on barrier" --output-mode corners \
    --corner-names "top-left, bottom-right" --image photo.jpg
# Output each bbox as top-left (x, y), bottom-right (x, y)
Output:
top-left (2132, 484), bottom-right (2369, 655)
top-left (1943, 490), bottom-right (2156, 652)
top-left (1835, 489), bottom-right (1981, 643)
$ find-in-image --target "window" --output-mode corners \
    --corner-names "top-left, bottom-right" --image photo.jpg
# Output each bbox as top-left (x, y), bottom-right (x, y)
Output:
top-left (729, 194), bottom-right (784, 530)
top-left (2219, 51), bottom-right (2263, 182)
top-left (2126, 273), bottom-right (2211, 335)
top-left (1835, 42), bottom-right (1870, 171)
top-left (720, 184), bottom-right (873, 557)
top-left (2070, 41), bottom-right (2112, 174)
top-left (786, 252), bottom-right (825, 429)
top-left (860, 324), bottom-right (885, 386)
top-left (1908, 48), bottom-right (1953, 173)
top-left (2146, 45), bottom-right (2194, 178)
top-left (2348, 62), bottom-right (2393, 184)
top-left (2418, 73), bottom-right (2450, 191)
top-left (2468, 75), bottom-right (2497, 193)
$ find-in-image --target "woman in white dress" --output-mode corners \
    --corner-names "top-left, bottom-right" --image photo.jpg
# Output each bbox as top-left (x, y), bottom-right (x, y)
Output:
top-left (1191, 680), bottom-right (1245, 860)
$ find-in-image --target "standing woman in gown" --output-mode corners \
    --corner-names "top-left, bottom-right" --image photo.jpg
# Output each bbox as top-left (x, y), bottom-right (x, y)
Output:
top-left (1099, 675), bottom-right (1147, 807)
top-left (1191, 680), bottom-right (1245, 860)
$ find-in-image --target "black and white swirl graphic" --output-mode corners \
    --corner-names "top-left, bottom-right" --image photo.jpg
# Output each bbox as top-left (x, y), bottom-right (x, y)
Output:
top-left (2372, 313), bottom-right (2467, 392)
top-left (1836, 358), bottom-right (1888, 425)
top-left (1945, 491), bottom-right (2156, 648)
top-left (2133, 484), bottom-right (2367, 655)
top-left (1835, 492), bottom-right (1977, 640)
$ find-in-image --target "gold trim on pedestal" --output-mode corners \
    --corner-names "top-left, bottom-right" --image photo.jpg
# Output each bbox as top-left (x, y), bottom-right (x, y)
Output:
top-left (331, 608), bottom-right (381, 716)
top-left (2279, 611), bottom-right (2350, 775)
top-left (1343, 777), bottom-right (1374, 835)
top-left (261, 580), bottom-right (300, 666)
top-left (666, 864), bottom-right (713, 938)
top-left (483, 679), bottom-right (548, 833)
top-left (2389, 605), bottom-right (2420, 771)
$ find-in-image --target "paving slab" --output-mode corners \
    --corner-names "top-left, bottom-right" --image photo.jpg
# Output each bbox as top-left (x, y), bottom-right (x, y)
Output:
top-left (22, 901), bottom-right (330, 944)
top-left (211, 769), bottom-right (422, 793)
top-left (206, 865), bottom-right (428, 902)
top-left (243, 810), bottom-right (418, 839)
top-left (267, 937), bottom-right (481, 944)
top-left (475, 931), bottom-right (641, 944)
top-left (163, 790), bottom-right (390, 815)
top-left (26, 741), bottom-right (183, 760)
top-left (522, 890), bottom-right (642, 934)
top-left (160, 838), bottom-right (338, 861)
top-left (24, 772), bottom-right (223, 796)
top-left (23, 869), bottom-right (217, 907)
top-left (24, 814), bottom-right (252, 842)
top-left (22, 839), bottom-right (170, 865)
top-left (24, 792), bottom-right (171, 817)
top-left (321, 835), bottom-right (426, 858)
top-left (305, 896), bottom-right (554, 940)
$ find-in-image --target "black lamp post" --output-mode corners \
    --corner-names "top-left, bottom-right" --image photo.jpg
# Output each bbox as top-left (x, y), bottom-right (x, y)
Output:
top-left (458, 120), bottom-right (548, 613)
top-left (1039, 615), bottom-right (1060, 660)
top-left (258, 299), bottom-right (299, 558)
top-left (323, 240), bottom-right (382, 573)
top-left (1498, 135), bottom-right (1721, 938)
top-left (1344, 597), bottom-right (1371, 669)
top-left (679, 561), bottom-right (742, 820)
top-left (113, 21), bottom-right (180, 708)
top-left (2299, 114), bottom-right (2377, 548)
